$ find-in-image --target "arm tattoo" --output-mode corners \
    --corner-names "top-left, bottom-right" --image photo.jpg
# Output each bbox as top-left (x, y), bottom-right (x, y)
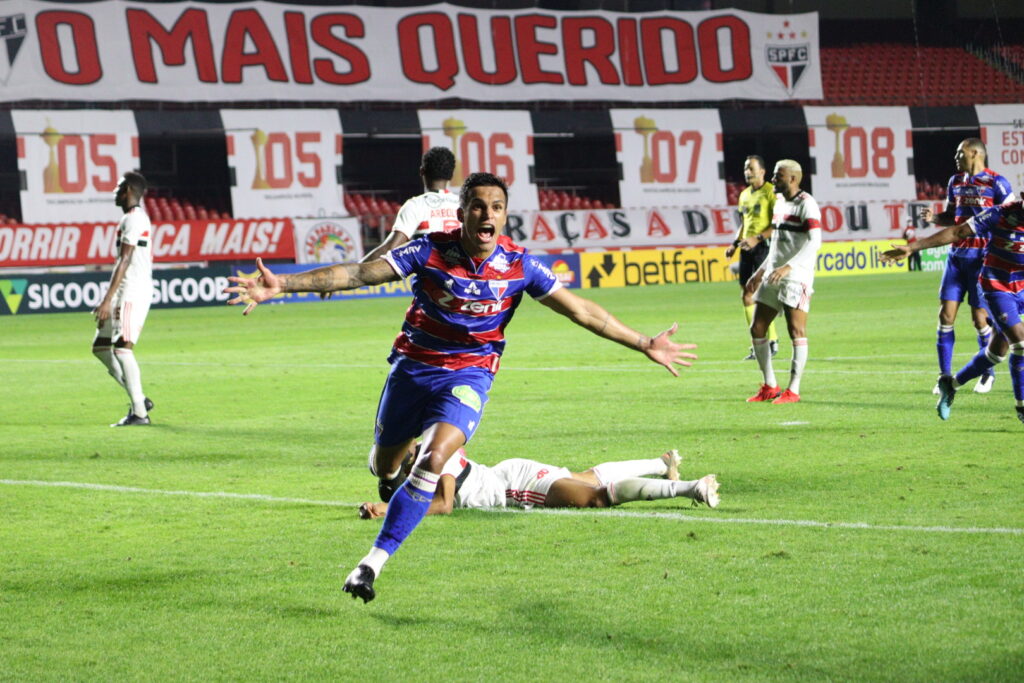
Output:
top-left (597, 311), bottom-right (611, 335)
top-left (311, 269), bottom-right (336, 292)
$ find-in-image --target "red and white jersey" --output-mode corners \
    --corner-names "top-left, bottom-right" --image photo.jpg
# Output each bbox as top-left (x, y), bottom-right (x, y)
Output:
top-left (440, 451), bottom-right (506, 509)
top-left (114, 206), bottom-right (153, 299)
top-left (766, 190), bottom-right (822, 282)
top-left (391, 188), bottom-right (461, 239)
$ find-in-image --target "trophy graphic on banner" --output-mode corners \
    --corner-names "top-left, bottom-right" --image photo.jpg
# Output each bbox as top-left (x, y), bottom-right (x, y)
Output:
top-left (826, 113), bottom-right (849, 179)
top-left (250, 128), bottom-right (270, 189)
top-left (41, 120), bottom-right (63, 193)
top-left (634, 116), bottom-right (657, 183)
top-left (442, 117), bottom-right (466, 185)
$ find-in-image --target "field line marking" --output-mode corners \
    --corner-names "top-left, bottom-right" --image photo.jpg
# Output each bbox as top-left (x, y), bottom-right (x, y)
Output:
top-left (3, 479), bottom-right (1020, 536)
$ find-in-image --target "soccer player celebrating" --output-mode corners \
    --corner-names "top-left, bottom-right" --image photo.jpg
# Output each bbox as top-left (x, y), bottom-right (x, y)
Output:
top-left (359, 146), bottom-right (460, 262)
top-left (226, 172), bottom-right (698, 603)
top-left (91, 171), bottom-right (154, 427)
top-left (725, 155), bottom-right (779, 360)
top-left (744, 160), bottom-right (822, 405)
top-left (883, 195), bottom-right (1024, 424)
top-left (922, 138), bottom-right (1012, 395)
top-left (358, 448), bottom-right (719, 518)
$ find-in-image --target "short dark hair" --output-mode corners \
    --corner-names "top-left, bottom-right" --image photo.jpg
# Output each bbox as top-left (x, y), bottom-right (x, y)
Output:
top-left (421, 147), bottom-right (455, 182)
top-left (460, 172), bottom-right (508, 208)
top-left (962, 137), bottom-right (987, 161)
top-left (745, 155), bottom-right (765, 169)
top-left (121, 171), bottom-right (147, 196)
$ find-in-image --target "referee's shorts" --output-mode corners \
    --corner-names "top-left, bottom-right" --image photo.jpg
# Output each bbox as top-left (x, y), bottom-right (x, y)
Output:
top-left (738, 240), bottom-right (770, 287)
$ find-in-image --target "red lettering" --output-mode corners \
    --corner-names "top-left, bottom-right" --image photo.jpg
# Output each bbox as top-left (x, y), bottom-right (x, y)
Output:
top-left (710, 208), bottom-right (732, 234)
top-left (126, 9), bottom-right (217, 83)
top-left (515, 15), bottom-right (563, 84)
top-left (883, 204), bottom-right (904, 231)
top-left (398, 13), bottom-right (458, 90)
top-left (697, 16), bottom-right (752, 83)
top-left (89, 134), bottom-right (118, 192)
top-left (820, 205), bottom-right (843, 232)
top-left (284, 11), bottom-right (312, 84)
top-left (311, 14), bottom-right (370, 85)
top-left (36, 11), bottom-right (102, 85)
top-left (616, 18), bottom-right (644, 86)
top-left (489, 133), bottom-right (515, 186)
top-left (640, 18), bottom-right (697, 85)
top-left (58, 136), bottom-right (87, 193)
top-left (264, 133), bottom-right (292, 189)
top-left (460, 132), bottom-right (486, 175)
top-left (582, 213), bottom-right (608, 240)
top-left (648, 210), bottom-right (671, 237)
top-left (458, 14), bottom-right (516, 85)
top-left (294, 132), bottom-right (321, 188)
top-left (222, 9), bottom-right (288, 84)
top-left (562, 17), bottom-right (618, 86)
top-left (531, 214), bottom-right (556, 241)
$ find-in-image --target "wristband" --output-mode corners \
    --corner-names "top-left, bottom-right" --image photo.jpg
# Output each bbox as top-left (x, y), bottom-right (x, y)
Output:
top-left (732, 239), bottom-right (742, 247)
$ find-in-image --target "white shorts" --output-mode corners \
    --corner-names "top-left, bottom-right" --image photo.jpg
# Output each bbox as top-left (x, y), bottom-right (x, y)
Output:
top-left (98, 295), bottom-right (151, 344)
top-left (755, 278), bottom-right (813, 313)
top-left (492, 458), bottom-right (572, 508)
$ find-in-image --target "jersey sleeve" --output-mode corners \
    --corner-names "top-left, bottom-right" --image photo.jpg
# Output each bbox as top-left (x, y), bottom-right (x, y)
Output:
top-left (995, 175), bottom-right (1014, 205)
top-left (120, 211), bottom-right (151, 247)
top-left (382, 235), bottom-right (431, 278)
top-left (967, 206), bottom-right (998, 240)
top-left (390, 198), bottom-right (424, 238)
top-left (522, 254), bottom-right (562, 300)
top-left (945, 176), bottom-right (956, 213)
top-left (801, 195), bottom-right (822, 229)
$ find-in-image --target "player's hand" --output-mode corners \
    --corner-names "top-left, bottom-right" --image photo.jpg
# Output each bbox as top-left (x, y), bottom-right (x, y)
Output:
top-left (93, 300), bottom-right (113, 325)
top-left (744, 269), bottom-right (764, 295)
top-left (725, 245), bottom-right (737, 258)
top-left (358, 502), bottom-right (387, 519)
top-left (921, 208), bottom-right (934, 224)
top-left (642, 323), bottom-right (698, 377)
top-left (739, 236), bottom-right (759, 252)
top-left (880, 245), bottom-right (912, 263)
top-left (766, 265), bottom-right (791, 285)
top-left (225, 257), bottom-right (283, 315)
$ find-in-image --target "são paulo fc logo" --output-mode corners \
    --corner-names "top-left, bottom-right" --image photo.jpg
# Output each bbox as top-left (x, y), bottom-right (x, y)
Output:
top-left (304, 221), bottom-right (356, 263)
top-left (0, 14), bottom-right (26, 86)
top-left (765, 20), bottom-right (810, 96)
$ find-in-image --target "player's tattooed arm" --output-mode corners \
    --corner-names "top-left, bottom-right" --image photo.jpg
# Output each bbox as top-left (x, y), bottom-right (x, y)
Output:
top-left (281, 259), bottom-right (399, 293)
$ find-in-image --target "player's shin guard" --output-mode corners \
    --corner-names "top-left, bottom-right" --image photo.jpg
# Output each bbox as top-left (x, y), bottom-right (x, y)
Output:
top-left (954, 347), bottom-right (1005, 387)
top-left (372, 465), bottom-right (437, 555)
top-left (113, 348), bottom-right (147, 416)
top-left (1009, 343), bottom-right (1024, 403)
top-left (92, 345), bottom-right (125, 387)
top-left (753, 337), bottom-right (776, 387)
top-left (937, 324), bottom-right (955, 376)
top-left (789, 338), bottom-right (808, 394)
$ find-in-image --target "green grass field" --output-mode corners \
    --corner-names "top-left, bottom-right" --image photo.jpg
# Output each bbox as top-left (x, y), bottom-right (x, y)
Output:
top-left (2, 272), bottom-right (1022, 681)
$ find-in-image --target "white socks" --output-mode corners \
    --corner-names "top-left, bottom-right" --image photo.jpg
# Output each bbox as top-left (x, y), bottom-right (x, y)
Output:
top-left (359, 547), bottom-right (390, 577)
top-left (591, 458), bottom-right (667, 487)
top-left (608, 478), bottom-right (697, 505)
top-left (114, 347), bottom-right (147, 417)
top-left (753, 337), bottom-right (777, 387)
top-left (92, 345), bottom-right (125, 386)
top-left (789, 338), bottom-right (808, 395)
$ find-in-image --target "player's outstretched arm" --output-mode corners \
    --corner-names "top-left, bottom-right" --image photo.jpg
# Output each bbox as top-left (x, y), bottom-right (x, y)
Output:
top-left (880, 223), bottom-right (973, 263)
top-left (538, 288), bottom-right (697, 376)
top-left (225, 257), bottom-right (400, 315)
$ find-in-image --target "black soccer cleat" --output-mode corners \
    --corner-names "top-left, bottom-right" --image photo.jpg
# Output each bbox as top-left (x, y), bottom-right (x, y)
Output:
top-left (342, 564), bottom-right (376, 603)
top-left (378, 476), bottom-right (403, 503)
top-left (144, 397), bottom-right (154, 412)
top-left (1016, 406), bottom-right (1024, 426)
top-left (111, 413), bottom-right (151, 427)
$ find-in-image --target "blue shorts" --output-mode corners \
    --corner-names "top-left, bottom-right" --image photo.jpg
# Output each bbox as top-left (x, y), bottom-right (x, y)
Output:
top-left (374, 356), bottom-right (493, 447)
top-left (982, 290), bottom-right (1024, 336)
top-left (939, 255), bottom-right (983, 308)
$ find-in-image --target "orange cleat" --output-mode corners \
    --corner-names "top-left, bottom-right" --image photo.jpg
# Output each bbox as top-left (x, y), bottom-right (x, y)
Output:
top-left (746, 384), bottom-right (782, 402)
top-left (771, 389), bottom-right (801, 404)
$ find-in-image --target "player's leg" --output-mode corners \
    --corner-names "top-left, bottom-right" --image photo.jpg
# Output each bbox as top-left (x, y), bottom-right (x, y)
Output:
top-left (110, 298), bottom-right (151, 425)
top-left (91, 330), bottom-right (124, 387)
top-left (603, 474), bottom-right (720, 508)
top-left (936, 257), bottom-right (965, 385)
top-left (775, 298), bottom-right (809, 404)
top-left (969, 287), bottom-right (995, 393)
top-left (748, 297), bottom-right (781, 402)
top-left (583, 449), bottom-right (680, 486)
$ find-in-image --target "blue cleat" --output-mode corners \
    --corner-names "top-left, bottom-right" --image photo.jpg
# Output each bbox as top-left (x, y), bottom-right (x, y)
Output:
top-left (936, 375), bottom-right (956, 420)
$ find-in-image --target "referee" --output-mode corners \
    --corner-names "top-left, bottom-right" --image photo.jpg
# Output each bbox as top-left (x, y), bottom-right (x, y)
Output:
top-left (725, 155), bottom-right (779, 360)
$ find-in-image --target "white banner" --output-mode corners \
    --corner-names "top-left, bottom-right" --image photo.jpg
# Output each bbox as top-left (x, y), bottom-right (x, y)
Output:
top-left (804, 106), bottom-right (916, 203)
top-left (292, 216), bottom-right (363, 264)
top-left (13, 110), bottom-right (139, 224)
top-left (503, 198), bottom-right (943, 251)
top-left (220, 109), bottom-right (344, 220)
top-left (0, 2), bottom-right (821, 103)
top-left (419, 109), bottom-right (539, 211)
top-left (611, 108), bottom-right (724, 208)
top-left (977, 104), bottom-right (1024, 192)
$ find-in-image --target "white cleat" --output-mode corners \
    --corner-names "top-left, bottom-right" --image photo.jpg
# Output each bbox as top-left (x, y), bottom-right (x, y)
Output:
top-left (693, 474), bottom-right (720, 509)
top-left (973, 375), bottom-right (994, 394)
top-left (661, 449), bottom-right (681, 481)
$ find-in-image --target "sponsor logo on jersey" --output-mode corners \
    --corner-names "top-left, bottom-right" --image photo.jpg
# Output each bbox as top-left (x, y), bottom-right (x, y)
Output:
top-left (465, 281), bottom-right (481, 295)
top-left (490, 253), bottom-right (510, 273)
top-left (442, 247), bottom-right (461, 264)
top-left (550, 259), bottom-right (576, 285)
top-left (452, 385), bottom-right (482, 412)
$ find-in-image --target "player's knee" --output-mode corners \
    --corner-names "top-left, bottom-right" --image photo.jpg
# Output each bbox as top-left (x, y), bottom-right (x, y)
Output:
top-left (589, 488), bottom-right (612, 508)
top-left (114, 339), bottom-right (134, 349)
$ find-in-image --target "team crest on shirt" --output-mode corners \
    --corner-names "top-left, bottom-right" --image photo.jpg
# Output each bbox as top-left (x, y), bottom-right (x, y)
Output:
top-left (488, 280), bottom-right (509, 300)
top-left (489, 253), bottom-right (510, 273)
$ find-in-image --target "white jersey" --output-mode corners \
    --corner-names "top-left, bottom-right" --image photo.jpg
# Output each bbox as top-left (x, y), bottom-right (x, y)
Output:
top-left (391, 188), bottom-right (461, 239)
top-left (764, 190), bottom-right (822, 283)
top-left (441, 452), bottom-right (506, 509)
top-left (113, 206), bottom-right (153, 300)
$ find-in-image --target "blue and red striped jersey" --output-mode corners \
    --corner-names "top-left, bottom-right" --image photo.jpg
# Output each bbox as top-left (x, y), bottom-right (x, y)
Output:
top-left (969, 201), bottom-right (1024, 294)
top-left (383, 230), bottom-right (562, 373)
top-left (945, 168), bottom-right (1012, 260)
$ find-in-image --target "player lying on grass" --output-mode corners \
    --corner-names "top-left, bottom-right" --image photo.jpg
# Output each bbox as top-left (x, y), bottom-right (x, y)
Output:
top-left (883, 194), bottom-right (1024, 424)
top-left (358, 447), bottom-right (720, 519)
top-left (225, 172), bottom-right (698, 604)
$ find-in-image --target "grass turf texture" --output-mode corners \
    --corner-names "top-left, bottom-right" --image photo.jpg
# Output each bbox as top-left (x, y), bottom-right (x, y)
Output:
top-left (2, 272), bottom-right (1022, 681)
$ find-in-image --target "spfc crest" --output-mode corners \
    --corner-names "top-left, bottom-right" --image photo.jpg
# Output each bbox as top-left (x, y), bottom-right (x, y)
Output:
top-left (488, 280), bottom-right (508, 300)
top-left (0, 14), bottom-right (26, 86)
top-left (766, 44), bottom-right (809, 96)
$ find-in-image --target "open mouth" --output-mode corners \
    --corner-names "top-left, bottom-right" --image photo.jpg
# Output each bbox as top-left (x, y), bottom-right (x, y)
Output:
top-left (477, 225), bottom-right (495, 239)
